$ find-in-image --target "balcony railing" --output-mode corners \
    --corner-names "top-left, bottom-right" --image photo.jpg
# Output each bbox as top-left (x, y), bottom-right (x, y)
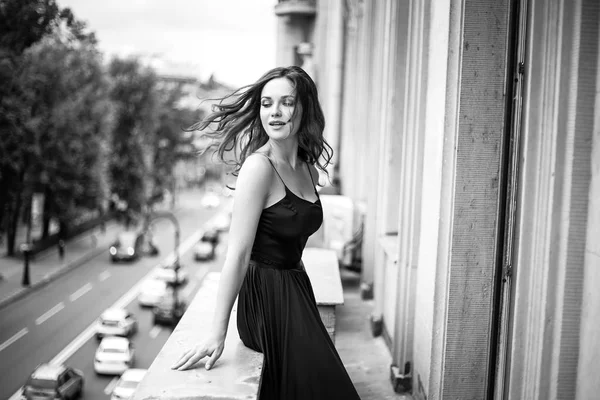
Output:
top-left (274, 0), bottom-right (317, 16)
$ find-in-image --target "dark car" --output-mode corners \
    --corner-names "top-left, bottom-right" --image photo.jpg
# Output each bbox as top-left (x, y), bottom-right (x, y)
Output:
top-left (23, 363), bottom-right (84, 400)
top-left (201, 228), bottom-right (219, 246)
top-left (194, 240), bottom-right (216, 261)
top-left (109, 232), bottom-right (143, 262)
top-left (152, 296), bottom-right (187, 327)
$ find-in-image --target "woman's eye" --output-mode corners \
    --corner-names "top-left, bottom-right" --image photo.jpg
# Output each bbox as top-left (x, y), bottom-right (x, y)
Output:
top-left (283, 101), bottom-right (294, 107)
top-left (261, 102), bottom-right (272, 107)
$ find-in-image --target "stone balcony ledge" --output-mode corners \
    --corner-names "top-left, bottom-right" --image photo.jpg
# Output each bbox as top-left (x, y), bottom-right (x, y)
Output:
top-left (133, 248), bottom-right (342, 400)
top-left (132, 272), bottom-right (263, 400)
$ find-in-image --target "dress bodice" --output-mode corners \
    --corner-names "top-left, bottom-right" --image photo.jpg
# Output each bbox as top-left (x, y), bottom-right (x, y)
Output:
top-left (250, 159), bottom-right (322, 267)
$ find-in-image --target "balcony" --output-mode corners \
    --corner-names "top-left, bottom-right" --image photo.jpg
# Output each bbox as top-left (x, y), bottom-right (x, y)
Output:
top-left (274, 0), bottom-right (317, 17)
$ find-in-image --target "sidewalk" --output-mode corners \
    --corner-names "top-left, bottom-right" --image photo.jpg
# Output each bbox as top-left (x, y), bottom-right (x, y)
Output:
top-left (0, 220), bottom-right (123, 310)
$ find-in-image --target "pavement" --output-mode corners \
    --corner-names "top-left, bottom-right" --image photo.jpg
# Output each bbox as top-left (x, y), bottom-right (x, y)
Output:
top-left (0, 219), bottom-right (124, 310)
top-left (0, 190), bottom-right (412, 400)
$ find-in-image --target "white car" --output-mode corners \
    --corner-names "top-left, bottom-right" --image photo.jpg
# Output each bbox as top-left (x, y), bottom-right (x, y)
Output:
top-left (110, 368), bottom-right (147, 400)
top-left (154, 265), bottom-right (188, 286)
top-left (94, 337), bottom-right (135, 375)
top-left (96, 308), bottom-right (138, 339)
top-left (200, 192), bottom-right (220, 208)
top-left (137, 279), bottom-right (169, 307)
top-left (212, 212), bottom-right (231, 232)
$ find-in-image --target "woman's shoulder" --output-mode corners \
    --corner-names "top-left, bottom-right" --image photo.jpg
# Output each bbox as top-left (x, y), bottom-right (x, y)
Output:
top-left (239, 152), bottom-right (274, 180)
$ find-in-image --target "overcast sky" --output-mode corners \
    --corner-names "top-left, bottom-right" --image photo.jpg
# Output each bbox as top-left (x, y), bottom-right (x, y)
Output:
top-left (57, 0), bottom-right (278, 87)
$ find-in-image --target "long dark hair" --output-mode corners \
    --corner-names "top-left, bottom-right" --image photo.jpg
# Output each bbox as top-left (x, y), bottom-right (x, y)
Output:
top-left (187, 66), bottom-right (333, 177)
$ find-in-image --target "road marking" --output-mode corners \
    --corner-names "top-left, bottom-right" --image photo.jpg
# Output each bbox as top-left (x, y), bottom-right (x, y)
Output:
top-left (0, 328), bottom-right (29, 353)
top-left (149, 326), bottom-right (162, 339)
top-left (98, 270), bottom-right (111, 281)
top-left (48, 229), bottom-right (203, 367)
top-left (35, 302), bottom-right (65, 325)
top-left (69, 282), bottom-right (92, 301)
top-left (104, 377), bottom-right (119, 395)
top-left (9, 225), bottom-right (208, 400)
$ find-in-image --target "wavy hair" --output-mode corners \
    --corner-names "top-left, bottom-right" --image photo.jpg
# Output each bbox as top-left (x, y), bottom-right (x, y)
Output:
top-left (186, 66), bottom-right (333, 177)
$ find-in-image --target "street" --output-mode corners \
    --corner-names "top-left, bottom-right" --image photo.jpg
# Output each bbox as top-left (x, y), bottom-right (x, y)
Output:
top-left (0, 190), bottom-right (229, 400)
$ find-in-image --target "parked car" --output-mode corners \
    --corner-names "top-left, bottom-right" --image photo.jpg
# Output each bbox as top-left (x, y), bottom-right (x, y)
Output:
top-left (109, 232), bottom-right (143, 263)
top-left (152, 296), bottom-right (187, 327)
top-left (23, 363), bottom-right (83, 400)
top-left (96, 308), bottom-right (138, 339)
top-left (154, 264), bottom-right (188, 286)
top-left (137, 279), bottom-right (169, 307)
top-left (94, 337), bottom-right (135, 375)
top-left (194, 240), bottom-right (216, 261)
top-left (110, 368), bottom-right (147, 400)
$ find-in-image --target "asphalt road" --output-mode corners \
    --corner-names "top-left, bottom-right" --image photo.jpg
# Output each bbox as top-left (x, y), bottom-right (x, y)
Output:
top-left (0, 190), bottom-right (230, 400)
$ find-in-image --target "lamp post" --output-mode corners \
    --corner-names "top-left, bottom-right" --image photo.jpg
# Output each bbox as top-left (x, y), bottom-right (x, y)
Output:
top-left (21, 243), bottom-right (31, 286)
top-left (21, 192), bottom-right (35, 287)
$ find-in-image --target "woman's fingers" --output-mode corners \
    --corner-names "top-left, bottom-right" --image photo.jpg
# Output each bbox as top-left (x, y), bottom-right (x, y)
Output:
top-left (205, 346), bottom-right (224, 370)
top-left (177, 347), bottom-right (209, 371)
top-left (171, 349), bottom-right (192, 370)
top-left (171, 347), bottom-right (203, 370)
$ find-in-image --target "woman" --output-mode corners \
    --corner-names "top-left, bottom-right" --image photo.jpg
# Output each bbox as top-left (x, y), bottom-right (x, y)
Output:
top-left (171, 66), bottom-right (360, 399)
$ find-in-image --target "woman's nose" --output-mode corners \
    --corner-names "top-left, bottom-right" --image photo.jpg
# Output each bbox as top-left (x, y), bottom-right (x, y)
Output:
top-left (271, 104), bottom-right (282, 116)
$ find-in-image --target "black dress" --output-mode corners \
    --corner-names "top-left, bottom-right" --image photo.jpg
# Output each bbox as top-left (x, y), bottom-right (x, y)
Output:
top-left (237, 158), bottom-right (361, 400)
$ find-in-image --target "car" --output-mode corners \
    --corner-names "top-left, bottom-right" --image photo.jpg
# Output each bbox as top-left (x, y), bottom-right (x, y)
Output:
top-left (23, 363), bottom-right (84, 400)
top-left (94, 337), bottom-right (135, 375)
top-left (109, 232), bottom-right (143, 263)
top-left (137, 279), bottom-right (169, 307)
top-left (154, 264), bottom-right (188, 286)
top-left (110, 368), bottom-right (147, 400)
top-left (212, 212), bottom-right (231, 232)
top-left (200, 228), bottom-right (219, 246)
top-left (152, 296), bottom-right (187, 327)
top-left (200, 192), bottom-right (220, 208)
top-left (194, 240), bottom-right (216, 261)
top-left (96, 308), bottom-right (138, 339)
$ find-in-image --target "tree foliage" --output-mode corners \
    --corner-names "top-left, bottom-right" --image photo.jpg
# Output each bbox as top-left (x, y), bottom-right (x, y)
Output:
top-left (107, 58), bottom-right (159, 215)
top-left (0, 0), bottom-right (209, 256)
top-left (20, 37), bottom-right (112, 222)
top-left (0, 0), bottom-right (99, 254)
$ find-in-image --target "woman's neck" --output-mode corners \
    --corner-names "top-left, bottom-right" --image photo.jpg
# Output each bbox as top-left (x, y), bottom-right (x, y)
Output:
top-left (268, 140), bottom-right (301, 170)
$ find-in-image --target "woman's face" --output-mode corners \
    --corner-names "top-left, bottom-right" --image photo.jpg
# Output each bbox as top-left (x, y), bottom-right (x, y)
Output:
top-left (260, 77), bottom-right (303, 140)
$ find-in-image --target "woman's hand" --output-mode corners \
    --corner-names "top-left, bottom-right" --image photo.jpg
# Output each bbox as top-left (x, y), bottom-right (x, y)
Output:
top-left (170, 335), bottom-right (225, 371)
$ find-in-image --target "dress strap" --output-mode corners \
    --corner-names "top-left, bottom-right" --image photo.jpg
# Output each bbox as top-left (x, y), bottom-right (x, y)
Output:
top-left (305, 162), bottom-right (319, 195)
top-left (256, 153), bottom-right (286, 186)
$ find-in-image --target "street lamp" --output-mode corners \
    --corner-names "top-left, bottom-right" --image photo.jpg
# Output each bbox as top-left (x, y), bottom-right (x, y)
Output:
top-left (21, 243), bottom-right (31, 286)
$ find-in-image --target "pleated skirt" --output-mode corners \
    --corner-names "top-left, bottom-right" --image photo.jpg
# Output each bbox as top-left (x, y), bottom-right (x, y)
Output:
top-left (237, 260), bottom-right (361, 400)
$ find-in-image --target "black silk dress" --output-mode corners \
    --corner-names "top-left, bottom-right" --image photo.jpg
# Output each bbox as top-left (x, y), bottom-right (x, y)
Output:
top-left (237, 158), bottom-right (361, 400)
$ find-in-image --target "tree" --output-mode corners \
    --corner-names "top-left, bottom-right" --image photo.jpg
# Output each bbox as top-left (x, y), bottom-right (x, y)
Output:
top-left (0, 0), bottom-right (97, 255)
top-left (108, 57), bottom-right (160, 221)
top-left (19, 37), bottom-right (113, 237)
top-left (152, 82), bottom-right (204, 204)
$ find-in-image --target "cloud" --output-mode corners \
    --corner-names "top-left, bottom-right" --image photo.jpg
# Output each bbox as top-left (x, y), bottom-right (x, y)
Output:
top-left (57, 0), bottom-right (277, 86)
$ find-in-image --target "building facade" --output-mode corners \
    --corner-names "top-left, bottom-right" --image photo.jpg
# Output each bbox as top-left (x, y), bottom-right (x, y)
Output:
top-left (274, 0), bottom-right (600, 399)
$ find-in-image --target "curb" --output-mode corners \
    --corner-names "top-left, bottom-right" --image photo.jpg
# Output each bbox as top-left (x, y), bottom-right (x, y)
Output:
top-left (0, 204), bottom-right (190, 311)
top-left (0, 245), bottom-right (109, 311)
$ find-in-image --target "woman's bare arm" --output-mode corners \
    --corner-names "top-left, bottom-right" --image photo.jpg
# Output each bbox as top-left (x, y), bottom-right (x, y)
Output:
top-left (171, 154), bottom-right (272, 371)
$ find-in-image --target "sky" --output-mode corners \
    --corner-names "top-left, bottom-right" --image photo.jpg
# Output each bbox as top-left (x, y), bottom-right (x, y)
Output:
top-left (57, 0), bottom-right (278, 87)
